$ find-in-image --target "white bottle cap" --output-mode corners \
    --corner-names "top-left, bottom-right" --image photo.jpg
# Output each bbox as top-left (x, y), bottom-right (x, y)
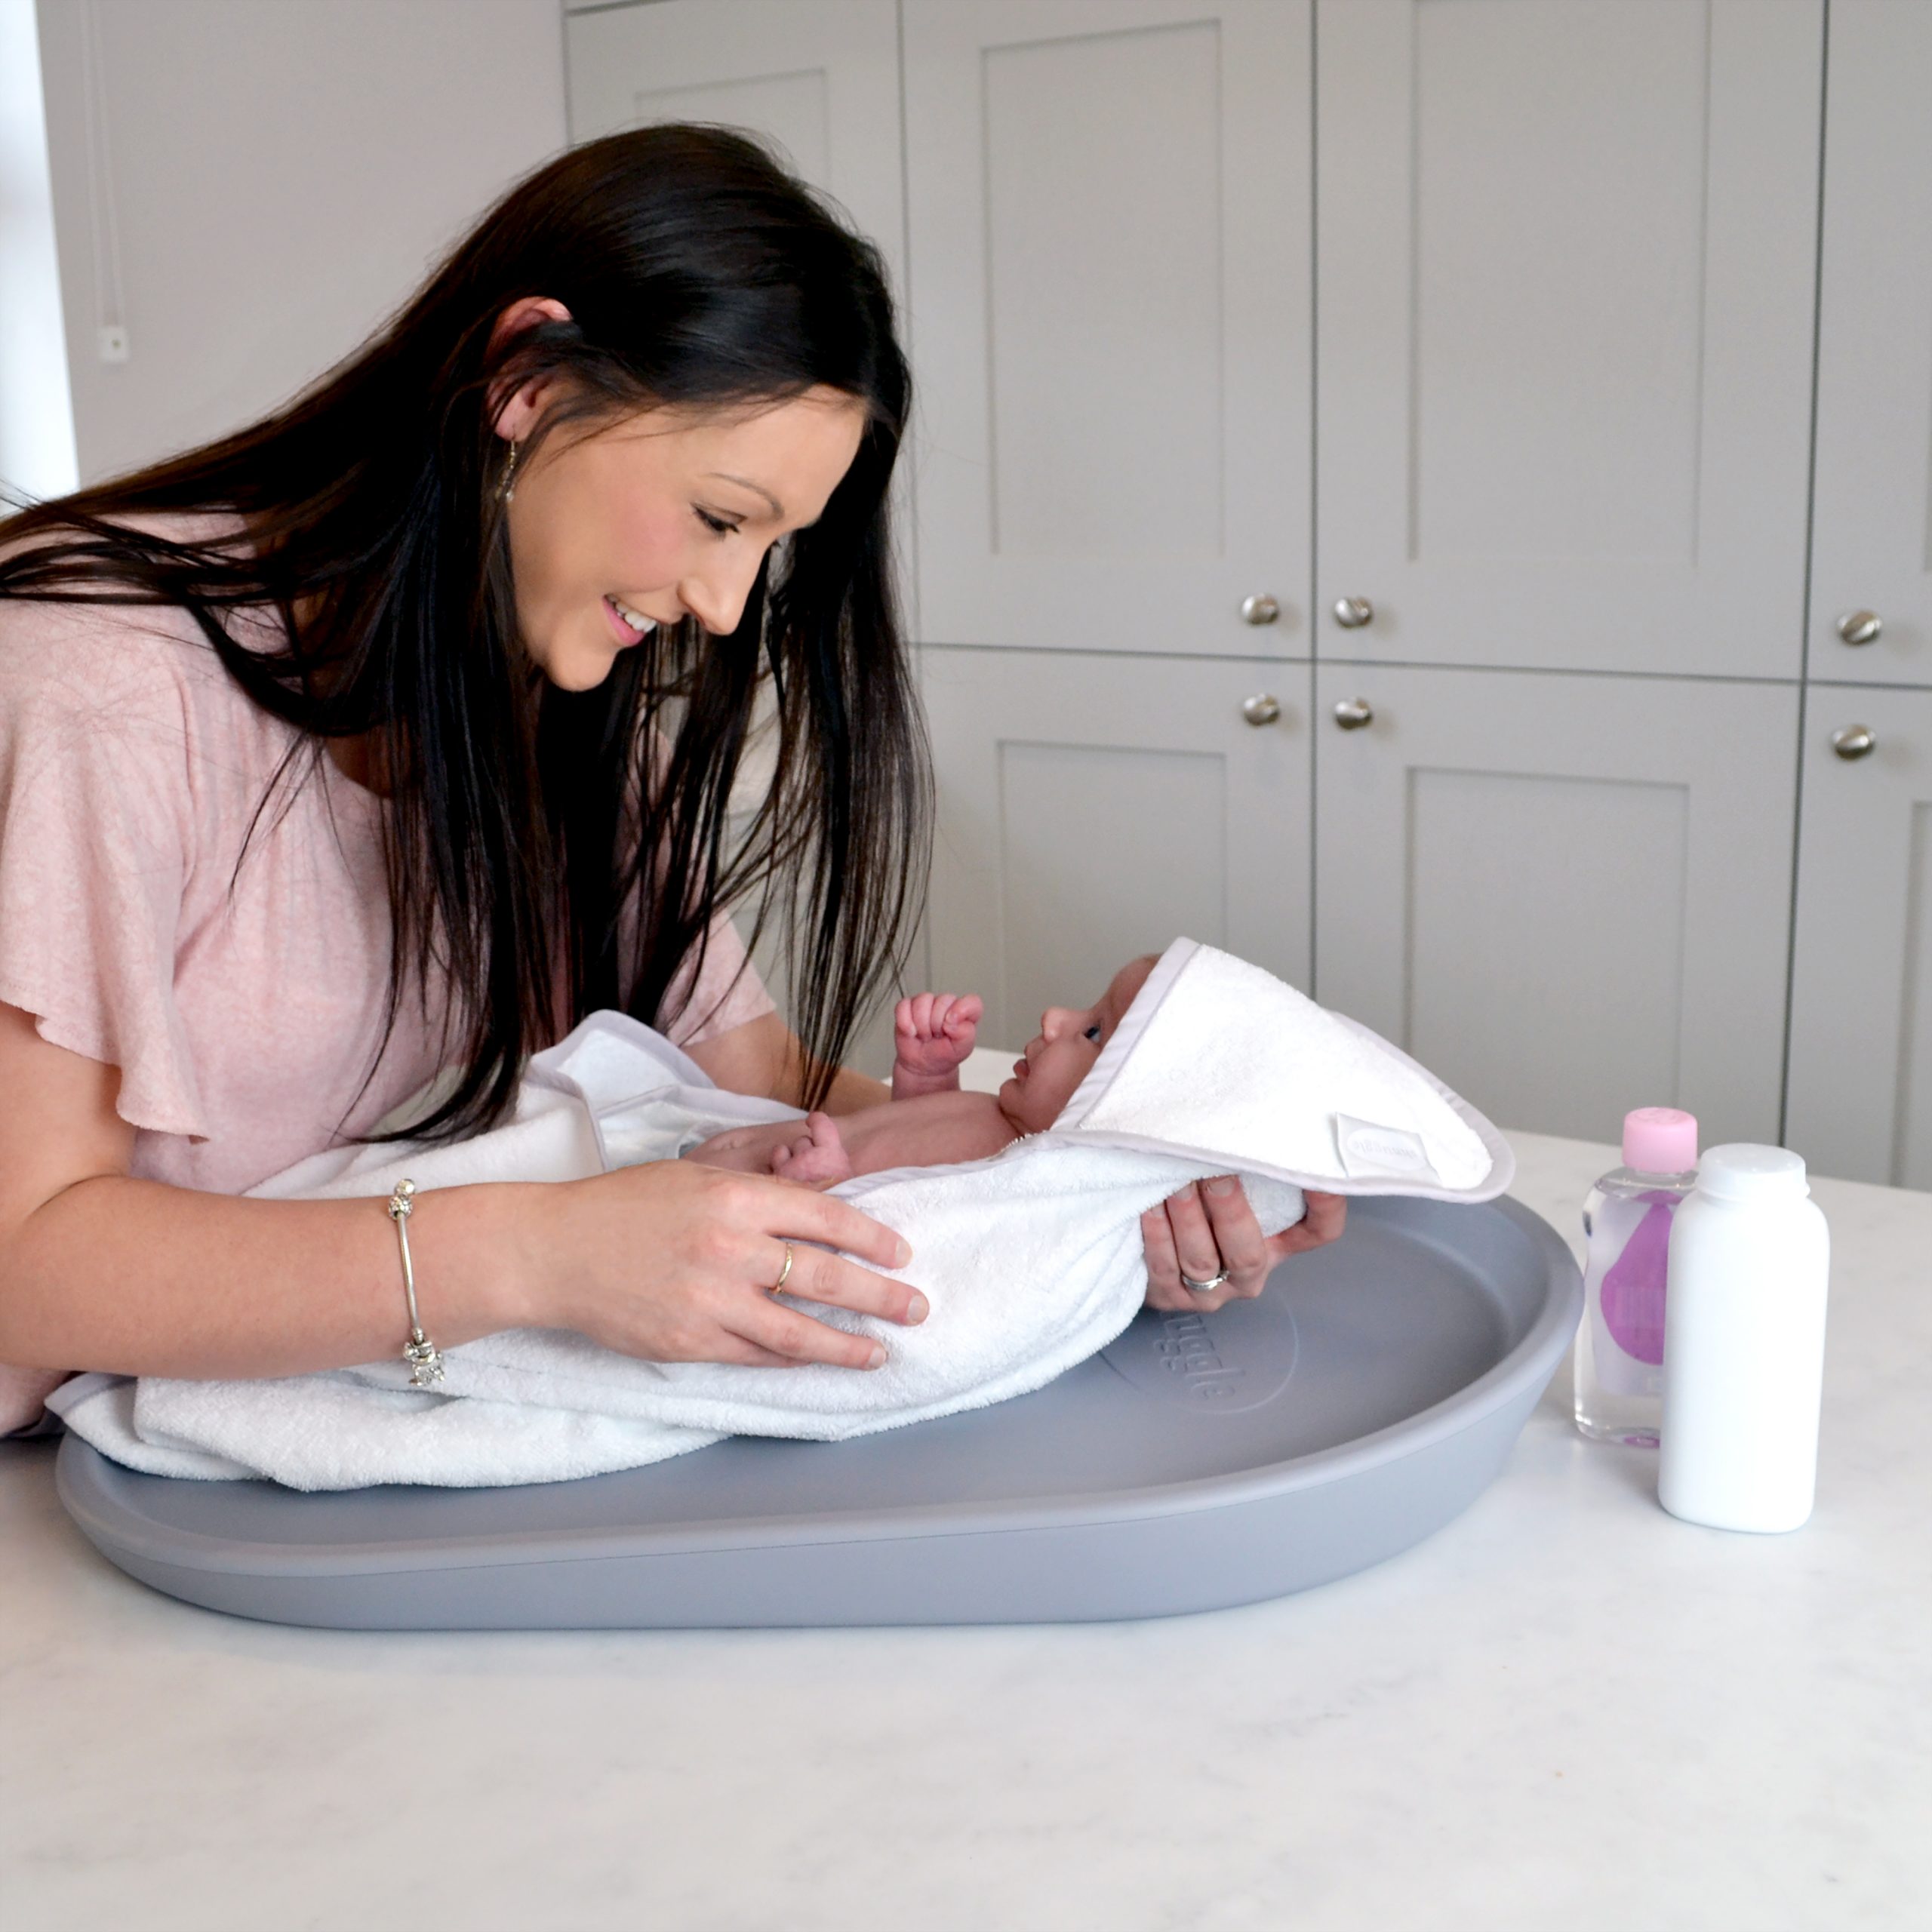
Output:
top-left (1694, 1143), bottom-right (1810, 1204)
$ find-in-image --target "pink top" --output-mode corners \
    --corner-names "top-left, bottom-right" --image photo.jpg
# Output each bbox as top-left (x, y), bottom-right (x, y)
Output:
top-left (1621, 1107), bottom-right (1699, 1174)
top-left (0, 521), bottom-right (774, 1430)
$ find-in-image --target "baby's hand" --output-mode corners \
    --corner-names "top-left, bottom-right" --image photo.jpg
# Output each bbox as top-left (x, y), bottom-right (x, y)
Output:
top-left (893, 992), bottom-right (983, 1095)
top-left (770, 1112), bottom-right (854, 1186)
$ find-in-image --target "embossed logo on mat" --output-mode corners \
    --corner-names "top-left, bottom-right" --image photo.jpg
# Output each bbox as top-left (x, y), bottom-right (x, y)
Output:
top-left (1100, 1301), bottom-right (1299, 1412)
top-left (1154, 1309), bottom-right (1246, 1403)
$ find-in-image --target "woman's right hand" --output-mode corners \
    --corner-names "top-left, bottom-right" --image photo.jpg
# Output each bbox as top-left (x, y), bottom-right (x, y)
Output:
top-left (514, 1160), bottom-right (927, 1371)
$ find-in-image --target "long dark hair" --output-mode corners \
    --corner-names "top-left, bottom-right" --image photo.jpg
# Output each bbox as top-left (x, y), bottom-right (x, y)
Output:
top-left (0, 125), bottom-right (930, 1139)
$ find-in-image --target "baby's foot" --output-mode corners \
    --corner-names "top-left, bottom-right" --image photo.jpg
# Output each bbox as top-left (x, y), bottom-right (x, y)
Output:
top-left (893, 992), bottom-right (984, 1097)
top-left (771, 1111), bottom-right (854, 1186)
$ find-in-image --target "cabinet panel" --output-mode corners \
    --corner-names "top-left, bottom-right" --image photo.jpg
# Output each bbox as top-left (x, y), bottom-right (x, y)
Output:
top-left (924, 648), bottom-right (1311, 1047)
top-left (1786, 687), bottom-right (1932, 1188)
top-left (566, 1), bottom-right (916, 1075)
top-left (563, 0), bottom-right (914, 627)
top-left (1316, 0), bottom-right (1820, 678)
top-left (1314, 665), bottom-right (1798, 1144)
top-left (980, 23), bottom-right (1223, 565)
top-left (903, 1), bottom-right (1311, 655)
top-left (565, 0), bottom-right (903, 293)
top-left (1808, 1), bottom-right (1932, 689)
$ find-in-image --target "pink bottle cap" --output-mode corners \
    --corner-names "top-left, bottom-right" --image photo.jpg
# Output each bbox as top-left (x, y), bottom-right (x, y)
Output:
top-left (1622, 1106), bottom-right (1698, 1174)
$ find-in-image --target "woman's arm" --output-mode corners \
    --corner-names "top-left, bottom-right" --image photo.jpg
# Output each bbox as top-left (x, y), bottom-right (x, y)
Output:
top-left (684, 1009), bottom-right (890, 1112)
top-left (0, 1004), bottom-right (531, 1375)
top-left (0, 1004), bottom-right (923, 1379)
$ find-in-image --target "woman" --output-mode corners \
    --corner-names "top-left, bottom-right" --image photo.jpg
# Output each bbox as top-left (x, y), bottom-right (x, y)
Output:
top-left (0, 126), bottom-right (1340, 1433)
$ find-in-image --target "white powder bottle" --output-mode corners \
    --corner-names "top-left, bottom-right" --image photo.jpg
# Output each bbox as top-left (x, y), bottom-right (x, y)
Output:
top-left (1657, 1144), bottom-right (1831, 1533)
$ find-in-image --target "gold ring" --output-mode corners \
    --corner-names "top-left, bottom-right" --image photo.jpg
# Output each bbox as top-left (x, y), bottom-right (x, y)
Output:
top-left (771, 1241), bottom-right (794, 1295)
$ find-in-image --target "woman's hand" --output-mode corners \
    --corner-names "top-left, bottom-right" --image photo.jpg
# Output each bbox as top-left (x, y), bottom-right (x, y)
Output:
top-left (1138, 1177), bottom-right (1346, 1314)
top-left (521, 1158), bottom-right (925, 1369)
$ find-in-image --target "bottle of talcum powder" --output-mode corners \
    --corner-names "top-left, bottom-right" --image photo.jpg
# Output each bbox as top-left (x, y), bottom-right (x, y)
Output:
top-left (1657, 1144), bottom-right (1831, 1534)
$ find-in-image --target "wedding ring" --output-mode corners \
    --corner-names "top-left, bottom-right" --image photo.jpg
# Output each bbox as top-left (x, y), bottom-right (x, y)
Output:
top-left (771, 1241), bottom-right (794, 1295)
top-left (1179, 1264), bottom-right (1231, 1295)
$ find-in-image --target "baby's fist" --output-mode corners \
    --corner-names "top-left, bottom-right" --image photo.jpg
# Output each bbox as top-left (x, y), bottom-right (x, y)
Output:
top-left (894, 991), bottom-right (983, 1079)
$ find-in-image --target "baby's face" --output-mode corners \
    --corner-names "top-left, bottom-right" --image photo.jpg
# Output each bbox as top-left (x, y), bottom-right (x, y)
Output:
top-left (998, 955), bottom-right (1159, 1134)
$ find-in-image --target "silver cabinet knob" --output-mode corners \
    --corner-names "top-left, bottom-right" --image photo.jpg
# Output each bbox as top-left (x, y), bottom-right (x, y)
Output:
top-left (1241, 694), bottom-right (1281, 727)
top-left (1240, 593), bottom-right (1281, 626)
top-left (1333, 697), bottom-right (1374, 731)
top-left (1831, 724), bottom-right (1875, 760)
top-left (1835, 611), bottom-right (1882, 647)
top-left (1332, 597), bottom-right (1374, 629)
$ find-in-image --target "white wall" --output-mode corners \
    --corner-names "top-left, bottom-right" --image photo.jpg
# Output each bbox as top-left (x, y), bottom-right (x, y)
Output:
top-left (34, 0), bottom-right (568, 482)
top-left (0, 0), bottom-right (78, 501)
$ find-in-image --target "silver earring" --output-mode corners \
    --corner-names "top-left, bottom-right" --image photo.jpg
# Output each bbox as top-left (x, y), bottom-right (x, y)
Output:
top-left (496, 438), bottom-right (520, 506)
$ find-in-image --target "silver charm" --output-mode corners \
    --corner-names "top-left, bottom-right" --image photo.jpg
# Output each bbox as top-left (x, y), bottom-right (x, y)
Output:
top-left (403, 1333), bottom-right (446, 1389)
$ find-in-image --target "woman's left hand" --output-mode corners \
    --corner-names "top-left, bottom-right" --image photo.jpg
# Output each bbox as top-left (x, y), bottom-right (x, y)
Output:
top-left (1139, 1177), bottom-right (1346, 1312)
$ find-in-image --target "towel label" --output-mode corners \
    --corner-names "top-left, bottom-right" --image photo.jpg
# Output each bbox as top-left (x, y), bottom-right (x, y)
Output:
top-left (1333, 1114), bottom-right (1440, 1183)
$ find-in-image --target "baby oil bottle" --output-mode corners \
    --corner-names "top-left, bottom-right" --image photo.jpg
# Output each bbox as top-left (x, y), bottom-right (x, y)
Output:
top-left (1573, 1106), bottom-right (1699, 1446)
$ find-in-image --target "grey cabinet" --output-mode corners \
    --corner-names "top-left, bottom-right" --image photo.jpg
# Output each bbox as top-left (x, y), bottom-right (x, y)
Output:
top-left (565, 0), bottom-right (905, 284)
top-left (1786, 687), bottom-right (1932, 1190)
top-left (565, 0), bottom-right (1927, 1174)
top-left (921, 648), bottom-right (1312, 1048)
top-left (900, 0), bottom-right (1312, 657)
top-left (1315, 0), bottom-right (1822, 679)
top-left (1808, 0), bottom-right (1932, 689)
top-left (1312, 665), bottom-right (1800, 1149)
top-left (564, 0), bottom-right (917, 1073)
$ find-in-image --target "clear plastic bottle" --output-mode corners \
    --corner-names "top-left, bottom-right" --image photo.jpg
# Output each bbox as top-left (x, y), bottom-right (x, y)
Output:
top-left (1573, 1107), bottom-right (1700, 1446)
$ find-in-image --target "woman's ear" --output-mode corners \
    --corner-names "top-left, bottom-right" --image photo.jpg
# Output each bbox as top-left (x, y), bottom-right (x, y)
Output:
top-left (487, 296), bottom-right (573, 441)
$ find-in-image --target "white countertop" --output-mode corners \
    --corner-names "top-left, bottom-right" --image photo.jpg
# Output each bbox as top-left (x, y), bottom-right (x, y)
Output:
top-left (3, 1130), bottom-right (1927, 1932)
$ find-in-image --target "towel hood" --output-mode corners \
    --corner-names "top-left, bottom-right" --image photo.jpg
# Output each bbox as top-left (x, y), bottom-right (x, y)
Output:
top-left (1043, 937), bottom-right (1516, 1203)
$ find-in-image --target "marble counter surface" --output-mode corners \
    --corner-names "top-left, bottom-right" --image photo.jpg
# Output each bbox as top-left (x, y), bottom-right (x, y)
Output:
top-left (2, 1131), bottom-right (1927, 1932)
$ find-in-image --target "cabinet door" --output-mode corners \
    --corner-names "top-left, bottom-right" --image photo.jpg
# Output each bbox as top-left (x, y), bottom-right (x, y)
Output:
top-left (902, 1), bottom-right (1312, 657)
top-left (565, 0), bottom-right (904, 298)
top-left (1316, 0), bottom-right (1820, 679)
top-left (923, 648), bottom-right (1312, 1048)
top-left (565, 0), bottom-right (915, 1075)
top-left (1313, 664), bottom-right (1798, 1146)
top-left (1808, 1), bottom-right (1932, 690)
top-left (1786, 688), bottom-right (1932, 1188)
top-left (561, 0), bottom-right (910, 660)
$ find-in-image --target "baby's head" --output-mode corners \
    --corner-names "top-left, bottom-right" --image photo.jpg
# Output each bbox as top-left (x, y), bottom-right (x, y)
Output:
top-left (998, 953), bottom-right (1161, 1134)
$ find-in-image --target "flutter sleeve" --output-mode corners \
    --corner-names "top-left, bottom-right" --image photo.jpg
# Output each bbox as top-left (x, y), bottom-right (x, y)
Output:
top-left (0, 602), bottom-right (208, 1139)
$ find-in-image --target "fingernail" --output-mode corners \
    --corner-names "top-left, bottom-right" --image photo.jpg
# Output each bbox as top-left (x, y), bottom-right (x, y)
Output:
top-left (1206, 1177), bottom-right (1237, 1198)
top-left (906, 1293), bottom-right (929, 1324)
top-left (895, 1238), bottom-right (913, 1267)
top-left (868, 1344), bottom-right (888, 1368)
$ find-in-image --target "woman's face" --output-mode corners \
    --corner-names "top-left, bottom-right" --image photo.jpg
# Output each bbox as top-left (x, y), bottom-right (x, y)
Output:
top-left (500, 370), bottom-right (868, 692)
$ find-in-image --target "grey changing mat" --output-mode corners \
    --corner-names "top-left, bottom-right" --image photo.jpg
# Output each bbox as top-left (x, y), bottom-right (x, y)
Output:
top-left (56, 1194), bottom-right (1582, 1629)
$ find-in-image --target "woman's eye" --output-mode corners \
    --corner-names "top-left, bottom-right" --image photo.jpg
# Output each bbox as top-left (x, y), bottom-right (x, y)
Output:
top-left (694, 508), bottom-right (740, 537)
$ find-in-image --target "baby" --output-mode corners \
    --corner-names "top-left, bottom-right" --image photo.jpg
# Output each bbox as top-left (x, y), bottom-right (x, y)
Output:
top-left (685, 954), bottom-right (1160, 1186)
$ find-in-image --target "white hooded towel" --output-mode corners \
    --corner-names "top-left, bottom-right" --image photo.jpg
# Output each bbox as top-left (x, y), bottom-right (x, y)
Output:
top-left (51, 938), bottom-right (1515, 1490)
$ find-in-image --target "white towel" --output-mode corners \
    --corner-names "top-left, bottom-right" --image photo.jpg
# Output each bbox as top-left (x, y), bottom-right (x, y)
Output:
top-left (51, 938), bottom-right (1515, 1490)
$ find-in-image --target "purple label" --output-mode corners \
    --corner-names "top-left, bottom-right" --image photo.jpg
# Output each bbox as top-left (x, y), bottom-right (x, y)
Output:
top-left (1600, 1197), bottom-right (1675, 1366)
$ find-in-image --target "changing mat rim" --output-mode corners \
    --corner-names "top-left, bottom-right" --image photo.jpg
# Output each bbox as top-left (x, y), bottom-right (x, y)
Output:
top-left (54, 1195), bottom-right (1578, 1574)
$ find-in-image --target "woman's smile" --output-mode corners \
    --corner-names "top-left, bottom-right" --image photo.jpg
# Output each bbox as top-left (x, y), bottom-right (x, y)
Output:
top-left (601, 593), bottom-right (657, 646)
